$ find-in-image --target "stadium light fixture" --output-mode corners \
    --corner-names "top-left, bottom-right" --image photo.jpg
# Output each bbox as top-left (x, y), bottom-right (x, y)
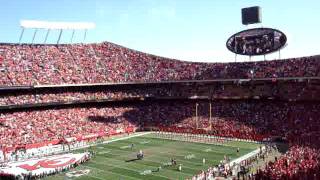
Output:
top-left (19, 20), bottom-right (96, 44)
top-left (20, 20), bottom-right (95, 30)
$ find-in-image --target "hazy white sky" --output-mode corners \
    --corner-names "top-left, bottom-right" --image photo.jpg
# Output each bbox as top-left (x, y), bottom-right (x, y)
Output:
top-left (0, 0), bottom-right (319, 62)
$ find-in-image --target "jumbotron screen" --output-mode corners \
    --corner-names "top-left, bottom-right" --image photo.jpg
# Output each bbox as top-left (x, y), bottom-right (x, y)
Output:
top-left (226, 28), bottom-right (287, 56)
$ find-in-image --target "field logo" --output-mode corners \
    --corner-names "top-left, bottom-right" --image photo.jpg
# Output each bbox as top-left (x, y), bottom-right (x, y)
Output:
top-left (204, 148), bottom-right (212, 152)
top-left (162, 162), bottom-right (172, 166)
top-left (18, 156), bottom-right (76, 171)
top-left (120, 145), bottom-right (130, 149)
top-left (184, 154), bottom-right (195, 160)
top-left (97, 150), bottom-right (111, 155)
top-left (140, 140), bottom-right (151, 144)
top-left (66, 169), bottom-right (90, 178)
top-left (140, 169), bottom-right (152, 175)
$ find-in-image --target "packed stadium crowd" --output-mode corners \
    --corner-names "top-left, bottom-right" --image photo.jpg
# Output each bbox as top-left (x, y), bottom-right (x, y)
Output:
top-left (1, 42), bottom-right (320, 179)
top-left (0, 86), bottom-right (176, 106)
top-left (1, 82), bottom-right (319, 106)
top-left (0, 42), bottom-right (320, 86)
top-left (0, 107), bottom-right (135, 150)
top-left (0, 90), bottom-right (142, 106)
top-left (255, 146), bottom-right (320, 179)
top-left (1, 101), bottom-right (319, 179)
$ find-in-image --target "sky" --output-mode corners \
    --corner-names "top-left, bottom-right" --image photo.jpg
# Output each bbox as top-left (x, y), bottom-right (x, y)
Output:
top-left (0, 0), bottom-right (319, 62)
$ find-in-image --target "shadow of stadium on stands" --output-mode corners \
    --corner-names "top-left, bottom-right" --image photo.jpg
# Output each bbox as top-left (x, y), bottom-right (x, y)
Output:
top-left (193, 56), bottom-right (320, 80)
top-left (87, 100), bottom-right (319, 154)
top-left (193, 61), bottom-right (254, 80)
top-left (87, 116), bottom-right (120, 124)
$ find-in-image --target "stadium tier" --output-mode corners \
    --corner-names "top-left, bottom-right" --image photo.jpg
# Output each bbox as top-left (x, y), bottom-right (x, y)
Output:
top-left (0, 42), bottom-right (320, 179)
top-left (1, 101), bottom-right (320, 147)
top-left (1, 81), bottom-right (320, 106)
top-left (0, 42), bottom-right (320, 86)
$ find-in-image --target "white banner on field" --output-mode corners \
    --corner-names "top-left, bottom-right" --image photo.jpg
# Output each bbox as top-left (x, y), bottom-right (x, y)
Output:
top-left (0, 152), bottom-right (89, 176)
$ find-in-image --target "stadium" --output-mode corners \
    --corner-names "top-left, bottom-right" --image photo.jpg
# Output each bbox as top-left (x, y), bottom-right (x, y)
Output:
top-left (0, 1), bottom-right (320, 180)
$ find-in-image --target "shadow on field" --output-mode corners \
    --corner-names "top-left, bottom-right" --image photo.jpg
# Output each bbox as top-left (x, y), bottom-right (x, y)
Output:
top-left (125, 158), bottom-right (140, 162)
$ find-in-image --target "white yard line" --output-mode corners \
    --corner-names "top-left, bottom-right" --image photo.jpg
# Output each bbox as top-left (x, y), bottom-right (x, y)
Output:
top-left (92, 148), bottom-right (195, 176)
top-left (95, 132), bottom-right (264, 180)
top-left (102, 132), bottom-right (153, 144)
top-left (71, 132), bottom-right (152, 151)
top-left (106, 151), bottom-right (203, 170)
top-left (99, 132), bottom-right (261, 168)
top-left (86, 174), bottom-right (109, 180)
top-left (82, 164), bottom-right (140, 180)
top-left (89, 160), bottom-right (172, 179)
top-left (100, 143), bottom-right (205, 168)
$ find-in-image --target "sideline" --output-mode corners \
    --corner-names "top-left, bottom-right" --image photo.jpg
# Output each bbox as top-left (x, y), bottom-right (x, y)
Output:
top-left (71, 132), bottom-right (153, 151)
top-left (227, 146), bottom-right (265, 167)
top-left (103, 132), bottom-right (153, 144)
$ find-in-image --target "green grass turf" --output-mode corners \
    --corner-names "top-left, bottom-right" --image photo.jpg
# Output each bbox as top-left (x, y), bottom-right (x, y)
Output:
top-left (44, 133), bottom-right (259, 180)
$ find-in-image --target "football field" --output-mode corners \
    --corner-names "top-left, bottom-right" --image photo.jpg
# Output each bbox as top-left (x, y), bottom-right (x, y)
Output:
top-left (45, 133), bottom-right (259, 180)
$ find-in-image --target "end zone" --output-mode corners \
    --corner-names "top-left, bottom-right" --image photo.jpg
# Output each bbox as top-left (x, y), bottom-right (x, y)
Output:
top-left (0, 152), bottom-right (91, 179)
